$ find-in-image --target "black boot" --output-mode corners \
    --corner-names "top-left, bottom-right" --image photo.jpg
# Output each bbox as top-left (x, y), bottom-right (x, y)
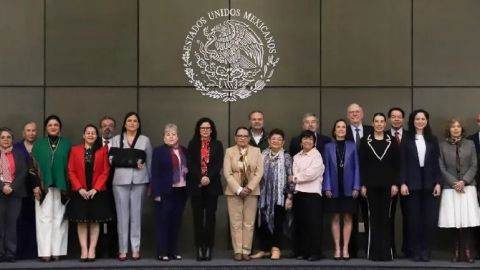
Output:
top-left (463, 228), bottom-right (475, 263)
top-left (196, 247), bottom-right (204, 261)
top-left (452, 237), bottom-right (460, 262)
top-left (204, 246), bottom-right (211, 261)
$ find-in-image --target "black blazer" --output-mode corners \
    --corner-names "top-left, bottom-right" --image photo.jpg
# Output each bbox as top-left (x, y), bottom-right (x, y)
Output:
top-left (346, 124), bottom-right (374, 143)
top-left (399, 135), bottom-right (441, 191)
top-left (358, 133), bottom-right (400, 187)
top-left (467, 132), bottom-right (480, 182)
top-left (0, 148), bottom-right (28, 198)
top-left (186, 139), bottom-right (224, 196)
top-left (289, 132), bottom-right (331, 156)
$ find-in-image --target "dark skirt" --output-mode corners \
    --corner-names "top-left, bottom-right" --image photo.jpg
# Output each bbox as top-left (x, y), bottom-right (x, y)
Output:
top-left (324, 196), bottom-right (358, 214)
top-left (67, 190), bottom-right (113, 223)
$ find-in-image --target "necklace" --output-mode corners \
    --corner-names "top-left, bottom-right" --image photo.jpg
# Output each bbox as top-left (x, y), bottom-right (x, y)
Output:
top-left (336, 144), bottom-right (346, 168)
top-left (48, 137), bottom-right (61, 163)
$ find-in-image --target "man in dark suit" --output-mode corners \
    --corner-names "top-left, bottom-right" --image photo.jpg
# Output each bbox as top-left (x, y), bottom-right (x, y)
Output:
top-left (289, 113), bottom-right (331, 156)
top-left (345, 103), bottom-right (373, 258)
top-left (248, 111), bottom-right (269, 151)
top-left (467, 112), bottom-right (480, 258)
top-left (97, 116), bottom-right (118, 258)
top-left (386, 107), bottom-right (409, 258)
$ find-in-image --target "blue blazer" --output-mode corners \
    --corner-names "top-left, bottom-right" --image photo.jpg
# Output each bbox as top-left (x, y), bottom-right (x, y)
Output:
top-left (400, 135), bottom-right (441, 191)
top-left (150, 144), bottom-right (187, 197)
top-left (322, 141), bottom-right (360, 198)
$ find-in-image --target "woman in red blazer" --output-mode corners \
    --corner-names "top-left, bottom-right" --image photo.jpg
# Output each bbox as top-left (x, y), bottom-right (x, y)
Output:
top-left (67, 124), bottom-right (112, 262)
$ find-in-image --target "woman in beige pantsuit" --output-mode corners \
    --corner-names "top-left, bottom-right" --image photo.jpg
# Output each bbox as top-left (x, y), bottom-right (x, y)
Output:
top-left (224, 127), bottom-right (264, 261)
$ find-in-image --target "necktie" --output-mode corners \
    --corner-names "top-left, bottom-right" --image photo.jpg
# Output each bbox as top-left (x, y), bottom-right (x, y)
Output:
top-left (394, 131), bottom-right (401, 144)
top-left (104, 140), bottom-right (109, 147)
top-left (355, 128), bottom-right (361, 148)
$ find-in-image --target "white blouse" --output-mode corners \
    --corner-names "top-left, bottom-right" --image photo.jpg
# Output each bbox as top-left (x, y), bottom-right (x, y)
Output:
top-left (415, 134), bottom-right (426, 167)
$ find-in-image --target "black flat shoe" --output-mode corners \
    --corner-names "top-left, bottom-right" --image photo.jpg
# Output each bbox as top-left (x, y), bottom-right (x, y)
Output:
top-left (158, 255), bottom-right (169, 261)
top-left (172, 254), bottom-right (182, 260)
top-left (308, 255), bottom-right (321, 261)
top-left (87, 258), bottom-right (96, 262)
top-left (4, 256), bottom-right (15, 263)
top-left (333, 256), bottom-right (341, 260)
top-left (80, 258), bottom-right (88, 262)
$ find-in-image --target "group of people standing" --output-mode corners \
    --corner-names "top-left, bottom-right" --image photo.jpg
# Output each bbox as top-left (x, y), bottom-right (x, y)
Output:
top-left (1, 105), bottom-right (480, 264)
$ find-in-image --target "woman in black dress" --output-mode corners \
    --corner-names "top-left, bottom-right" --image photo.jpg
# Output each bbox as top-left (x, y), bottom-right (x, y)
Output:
top-left (67, 124), bottom-right (112, 262)
top-left (359, 113), bottom-right (400, 261)
top-left (323, 119), bottom-right (360, 260)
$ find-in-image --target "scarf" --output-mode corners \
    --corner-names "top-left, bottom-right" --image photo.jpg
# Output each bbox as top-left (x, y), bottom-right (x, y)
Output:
top-left (200, 139), bottom-right (210, 176)
top-left (170, 146), bottom-right (186, 184)
top-left (259, 148), bottom-right (287, 233)
top-left (0, 146), bottom-right (14, 183)
top-left (239, 147), bottom-right (249, 187)
top-left (446, 136), bottom-right (463, 177)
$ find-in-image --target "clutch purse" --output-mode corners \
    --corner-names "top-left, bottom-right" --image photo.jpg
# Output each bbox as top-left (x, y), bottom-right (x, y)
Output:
top-left (109, 147), bottom-right (146, 168)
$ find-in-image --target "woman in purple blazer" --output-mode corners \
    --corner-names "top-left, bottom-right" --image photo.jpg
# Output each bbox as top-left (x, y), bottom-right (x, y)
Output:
top-left (151, 123), bottom-right (188, 261)
top-left (323, 119), bottom-right (360, 260)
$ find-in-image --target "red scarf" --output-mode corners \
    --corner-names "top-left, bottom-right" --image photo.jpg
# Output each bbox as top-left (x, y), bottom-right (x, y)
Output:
top-left (200, 139), bottom-right (210, 176)
top-left (0, 147), bottom-right (14, 183)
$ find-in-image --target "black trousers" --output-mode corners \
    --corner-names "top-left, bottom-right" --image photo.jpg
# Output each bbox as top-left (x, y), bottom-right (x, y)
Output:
top-left (367, 187), bottom-right (393, 261)
top-left (0, 195), bottom-right (22, 257)
top-left (15, 196), bottom-right (37, 259)
top-left (391, 193), bottom-right (411, 257)
top-left (350, 195), bottom-right (369, 257)
top-left (406, 189), bottom-right (438, 259)
top-left (257, 205), bottom-right (285, 250)
top-left (191, 191), bottom-right (218, 248)
top-left (293, 192), bottom-right (322, 257)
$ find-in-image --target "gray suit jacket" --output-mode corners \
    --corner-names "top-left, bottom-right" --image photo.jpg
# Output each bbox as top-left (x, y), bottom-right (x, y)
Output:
top-left (439, 139), bottom-right (477, 189)
top-left (111, 134), bottom-right (152, 185)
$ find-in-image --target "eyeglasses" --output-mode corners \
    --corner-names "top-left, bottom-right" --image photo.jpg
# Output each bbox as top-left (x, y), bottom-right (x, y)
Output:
top-left (200, 127), bottom-right (211, 130)
top-left (236, 134), bottom-right (249, 138)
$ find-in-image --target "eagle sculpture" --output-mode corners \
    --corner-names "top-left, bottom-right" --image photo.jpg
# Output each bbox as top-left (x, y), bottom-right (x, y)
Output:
top-left (201, 20), bottom-right (264, 69)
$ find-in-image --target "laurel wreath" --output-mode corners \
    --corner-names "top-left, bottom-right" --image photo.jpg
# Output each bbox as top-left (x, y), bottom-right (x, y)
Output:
top-left (183, 50), bottom-right (279, 102)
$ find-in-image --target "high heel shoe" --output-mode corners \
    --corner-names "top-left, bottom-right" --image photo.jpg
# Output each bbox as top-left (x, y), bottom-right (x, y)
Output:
top-left (333, 250), bottom-right (341, 260)
top-left (465, 249), bottom-right (474, 263)
top-left (196, 247), bottom-right (204, 261)
top-left (204, 247), bottom-right (212, 261)
top-left (118, 253), bottom-right (127, 261)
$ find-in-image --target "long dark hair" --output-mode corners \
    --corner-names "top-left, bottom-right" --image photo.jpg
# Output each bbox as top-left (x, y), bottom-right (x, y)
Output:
top-left (121, 112), bottom-right (142, 135)
top-left (83, 124), bottom-right (102, 153)
top-left (407, 109), bottom-right (434, 141)
top-left (192, 117), bottom-right (217, 141)
top-left (190, 117), bottom-right (218, 150)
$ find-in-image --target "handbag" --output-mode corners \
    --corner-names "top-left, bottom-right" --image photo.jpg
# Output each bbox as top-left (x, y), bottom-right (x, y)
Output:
top-left (109, 133), bottom-right (146, 168)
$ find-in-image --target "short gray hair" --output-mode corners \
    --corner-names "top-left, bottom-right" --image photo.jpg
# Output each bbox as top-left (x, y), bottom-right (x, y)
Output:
top-left (164, 123), bottom-right (178, 134)
top-left (302, 113), bottom-right (318, 122)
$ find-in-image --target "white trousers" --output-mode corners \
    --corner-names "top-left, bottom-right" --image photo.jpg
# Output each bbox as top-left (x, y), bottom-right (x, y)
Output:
top-left (35, 187), bottom-right (68, 257)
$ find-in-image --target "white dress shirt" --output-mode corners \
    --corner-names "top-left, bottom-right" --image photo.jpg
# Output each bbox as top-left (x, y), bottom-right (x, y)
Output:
top-left (415, 134), bottom-right (426, 167)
